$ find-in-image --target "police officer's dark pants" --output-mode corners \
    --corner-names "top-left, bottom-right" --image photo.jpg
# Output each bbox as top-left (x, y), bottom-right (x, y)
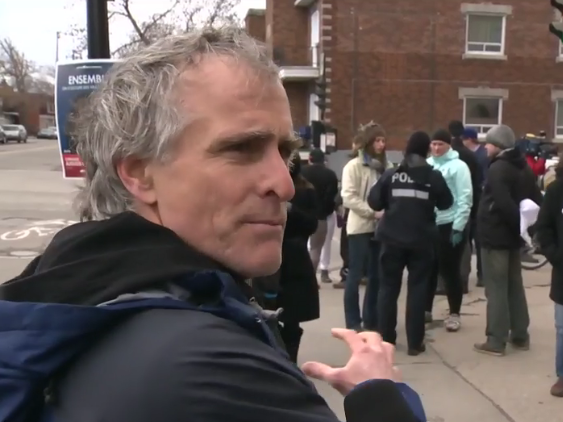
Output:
top-left (378, 242), bottom-right (433, 349)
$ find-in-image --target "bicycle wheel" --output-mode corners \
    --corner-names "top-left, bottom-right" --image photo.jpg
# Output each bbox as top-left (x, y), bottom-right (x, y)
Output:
top-left (521, 243), bottom-right (549, 271)
top-left (521, 255), bottom-right (549, 270)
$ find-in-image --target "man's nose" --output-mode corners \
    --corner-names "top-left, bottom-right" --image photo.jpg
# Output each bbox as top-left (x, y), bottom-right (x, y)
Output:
top-left (261, 151), bottom-right (295, 201)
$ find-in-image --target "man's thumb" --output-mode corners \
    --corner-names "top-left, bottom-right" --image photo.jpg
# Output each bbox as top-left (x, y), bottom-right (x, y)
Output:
top-left (301, 361), bottom-right (335, 380)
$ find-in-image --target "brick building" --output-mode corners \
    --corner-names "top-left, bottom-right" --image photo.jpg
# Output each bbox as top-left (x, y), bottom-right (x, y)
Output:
top-left (0, 83), bottom-right (55, 135)
top-left (246, 0), bottom-right (563, 150)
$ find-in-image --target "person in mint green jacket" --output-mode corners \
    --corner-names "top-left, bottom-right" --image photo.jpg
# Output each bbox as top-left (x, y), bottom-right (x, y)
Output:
top-left (425, 129), bottom-right (473, 332)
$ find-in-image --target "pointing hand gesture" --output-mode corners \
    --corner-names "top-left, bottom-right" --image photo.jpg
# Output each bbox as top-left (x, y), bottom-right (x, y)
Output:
top-left (301, 329), bottom-right (400, 395)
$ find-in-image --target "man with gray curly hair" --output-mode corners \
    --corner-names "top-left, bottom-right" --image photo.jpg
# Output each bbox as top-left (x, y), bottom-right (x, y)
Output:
top-left (0, 28), bottom-right (424, 422)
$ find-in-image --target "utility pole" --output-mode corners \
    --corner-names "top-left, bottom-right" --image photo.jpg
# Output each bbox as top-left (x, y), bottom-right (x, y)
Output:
top-left (86, 0), bottom-right (111, 59)
top-left (55, 32), bottom-right (60, 62)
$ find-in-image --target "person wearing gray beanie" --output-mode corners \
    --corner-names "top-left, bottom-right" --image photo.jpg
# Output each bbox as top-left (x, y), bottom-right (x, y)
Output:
top-left (475, 123), bottom-right (544, 356)
top-left (485, 124), bottom-right (516, 152)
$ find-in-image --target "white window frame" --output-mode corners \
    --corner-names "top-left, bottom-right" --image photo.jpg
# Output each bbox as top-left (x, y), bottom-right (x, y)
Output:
top-left (309, 8), bottom-right (320, 67)
top-left (555, 99), bottom-right (563, 140)
top-left (462, 96), bottom-right (503, 138)
top-left (465, 13), bottom-right (506, 56)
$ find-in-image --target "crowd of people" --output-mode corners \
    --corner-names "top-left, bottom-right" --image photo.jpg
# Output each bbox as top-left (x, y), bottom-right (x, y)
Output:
top-left (293, 118), bottom-right (563, 398)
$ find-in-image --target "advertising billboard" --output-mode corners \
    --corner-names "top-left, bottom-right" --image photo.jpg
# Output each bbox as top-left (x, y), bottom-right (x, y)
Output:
top-left (55, 59), bottom-right (117, 179)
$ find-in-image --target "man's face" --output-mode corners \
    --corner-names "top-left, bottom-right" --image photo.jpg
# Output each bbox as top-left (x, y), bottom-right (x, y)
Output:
top-left (485, 143), bottom-right (501, 158)
top-left (430, 140), bottom-right (449, 157)
top-left (138, 58), bottom-right (295, 278)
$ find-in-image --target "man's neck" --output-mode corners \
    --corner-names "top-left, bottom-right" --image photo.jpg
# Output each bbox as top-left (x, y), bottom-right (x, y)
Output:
top-left (469, 142), bottom-right (480, 152)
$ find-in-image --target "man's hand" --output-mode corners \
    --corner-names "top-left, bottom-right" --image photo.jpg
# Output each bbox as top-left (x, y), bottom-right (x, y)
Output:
top-left (301, 329), bottom-right (400, 396)
top-left (374, 210), bottom-right (384, 219)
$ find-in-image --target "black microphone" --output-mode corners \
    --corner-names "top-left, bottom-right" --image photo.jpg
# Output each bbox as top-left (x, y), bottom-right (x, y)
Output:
top-left (344, 380), bottom-right (424, 422)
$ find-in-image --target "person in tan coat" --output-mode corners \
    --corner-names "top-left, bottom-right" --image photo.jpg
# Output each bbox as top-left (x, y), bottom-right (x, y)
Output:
top-left (340, 121), bottom-right (391, 331)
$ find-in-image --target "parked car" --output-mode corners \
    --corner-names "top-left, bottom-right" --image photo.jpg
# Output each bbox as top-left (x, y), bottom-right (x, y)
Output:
top-left (0, 126), bottom-right (6, 144)
top-left (1, 124), bottom-right (27, 143)
top-left (37, 126), bottom-right (58, 140)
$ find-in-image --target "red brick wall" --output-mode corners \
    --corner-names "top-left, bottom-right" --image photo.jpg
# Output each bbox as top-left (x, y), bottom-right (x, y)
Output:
top-left (245, 10), bottom-right (266, 42)
top-left (284, 82), bottom-right (309, 128)
top-left (268, 0), bottom-right (563, 149)
top-left (326, 0), bottom-right (563, 149)
top-left (0, 86), bottom-right (54, 134)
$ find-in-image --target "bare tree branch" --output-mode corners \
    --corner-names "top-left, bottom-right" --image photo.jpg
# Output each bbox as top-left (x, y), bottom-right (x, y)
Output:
top-left (0, 38), bottom-right (34, 92)
top-left (68, 0), bottom-right (242, 59)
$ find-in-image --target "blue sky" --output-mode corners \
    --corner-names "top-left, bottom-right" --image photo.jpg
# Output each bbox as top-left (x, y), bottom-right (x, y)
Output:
top-left (0, 0), bottom-right (266, 65)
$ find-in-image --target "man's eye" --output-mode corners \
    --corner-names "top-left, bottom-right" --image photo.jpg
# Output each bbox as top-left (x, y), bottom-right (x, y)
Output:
top-left (229, 142), bottom-right (257, 153)
top-left (279, 145), bottom-right (294, 160)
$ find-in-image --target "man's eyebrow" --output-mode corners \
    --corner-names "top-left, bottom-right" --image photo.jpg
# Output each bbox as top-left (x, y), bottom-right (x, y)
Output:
top-left (215, 130), bottom-right (275, 146)
top-left (214, 130), bottom-right (300, 148)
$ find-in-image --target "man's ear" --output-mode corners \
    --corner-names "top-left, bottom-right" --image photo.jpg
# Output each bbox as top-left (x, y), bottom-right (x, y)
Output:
top-left (116, 156), bottom-right (157, 205)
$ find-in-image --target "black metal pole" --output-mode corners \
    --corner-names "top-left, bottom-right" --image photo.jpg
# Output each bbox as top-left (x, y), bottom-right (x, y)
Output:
top-left (86, 0), bottom-right (110, 59)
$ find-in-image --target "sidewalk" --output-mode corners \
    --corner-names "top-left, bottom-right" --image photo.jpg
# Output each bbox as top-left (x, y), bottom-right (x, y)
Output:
top-left (299, 256), bottom-right (559, 422)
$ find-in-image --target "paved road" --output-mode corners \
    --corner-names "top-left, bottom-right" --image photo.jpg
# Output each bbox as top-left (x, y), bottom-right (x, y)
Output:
top-left (0, 142), bottom-right (560, 421)
top-left (0, 138), bottom-right (77, 268)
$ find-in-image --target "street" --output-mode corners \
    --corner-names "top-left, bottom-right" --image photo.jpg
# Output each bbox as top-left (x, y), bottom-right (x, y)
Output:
top-left (0, 140), bottom-right (560, 422)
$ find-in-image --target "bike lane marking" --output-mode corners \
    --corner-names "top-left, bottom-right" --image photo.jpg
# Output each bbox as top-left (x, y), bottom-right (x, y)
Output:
top-left (0, 219), bottom-right (78, 241)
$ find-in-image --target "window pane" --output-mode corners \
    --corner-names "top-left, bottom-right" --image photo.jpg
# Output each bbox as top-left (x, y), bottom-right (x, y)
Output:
top-left (557, 101), bottom-right (563, 126)
top-left (484, 44), bottom-right (501, 52)
top-left (557, 127), bottom-right (563, 136)
top-left (467, 43), bottom-right (484, 52)
top-left (468, 15), bottom-right (503, 44)
top-left (465, 98), bottom-right (501, 126)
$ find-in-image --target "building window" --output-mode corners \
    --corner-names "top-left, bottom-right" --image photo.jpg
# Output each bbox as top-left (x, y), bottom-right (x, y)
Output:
top-left (555, 100), bottom-right (563, 138)
top-left (308, 92), bottom-right (320, 122)
top-left (310, 8), bottom-right (320, 67)
top-left (465, 14), bottom-right (505, 55)
top-left (463, 97), bottom-right (503, 135)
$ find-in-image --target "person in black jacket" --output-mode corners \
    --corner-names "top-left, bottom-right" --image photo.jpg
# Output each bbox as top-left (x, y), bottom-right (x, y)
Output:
top-left (534, 160), bottom-right (563, 397)
top-left (462, 127), bottom-right (489, 287)
top-left (301, 148), bottom-right (339, 283)
top-left (278, 152), bottom-right (321, 363)
top-left (448, 120), bottom-right (483, 293)
top-left (474, 124), bottom-right (543, 356)
top-left (368, 131), bottom-right (453, 355)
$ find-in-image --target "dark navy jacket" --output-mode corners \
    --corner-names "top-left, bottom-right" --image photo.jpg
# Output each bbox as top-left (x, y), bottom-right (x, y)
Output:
top-left (368, 154), bottom-right (453, 249)
top-left (0, 212), bottom-right (426, 422)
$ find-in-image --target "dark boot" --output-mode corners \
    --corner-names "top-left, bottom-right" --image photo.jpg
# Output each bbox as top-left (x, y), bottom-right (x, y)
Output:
top-left (408, 343), bottom-right (426, 356)
top-left (473, 341), bottom-right (505, 356)
top-left (551, 377), bottom-right (563, 397)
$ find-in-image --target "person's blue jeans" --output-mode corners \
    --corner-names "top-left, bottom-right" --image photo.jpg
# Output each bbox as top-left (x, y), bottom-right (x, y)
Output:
top-left (555, 303), bottom-right (563, 377)
top-left (344, 233), bottom-right (380, 330)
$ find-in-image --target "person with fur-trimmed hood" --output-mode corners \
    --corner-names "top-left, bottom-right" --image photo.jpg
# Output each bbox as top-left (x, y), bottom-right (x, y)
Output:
top-left (340, 121), bottom-right (392, 331)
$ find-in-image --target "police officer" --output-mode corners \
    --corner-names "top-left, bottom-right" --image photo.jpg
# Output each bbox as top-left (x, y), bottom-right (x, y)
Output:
top-left (368, 131), bottom-right (453, 355)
